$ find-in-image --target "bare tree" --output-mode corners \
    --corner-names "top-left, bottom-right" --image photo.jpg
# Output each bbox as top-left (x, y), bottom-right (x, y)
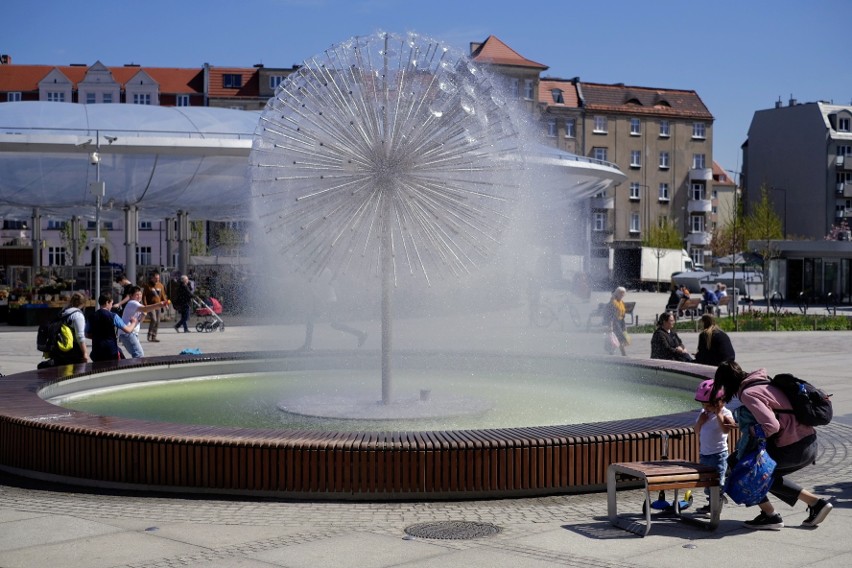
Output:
top-left (745, 185), bottom-right (783, 311)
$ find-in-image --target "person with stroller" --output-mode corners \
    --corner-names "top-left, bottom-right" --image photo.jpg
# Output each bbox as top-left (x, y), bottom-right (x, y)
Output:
top-left (172, 275), bottom-right (193, 333)
top-left (86, 292), bottom-right (140, 361)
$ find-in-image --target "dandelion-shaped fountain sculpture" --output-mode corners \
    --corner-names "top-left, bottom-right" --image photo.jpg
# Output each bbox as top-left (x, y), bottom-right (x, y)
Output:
top-left (250, 31), bottom-right (523, 405)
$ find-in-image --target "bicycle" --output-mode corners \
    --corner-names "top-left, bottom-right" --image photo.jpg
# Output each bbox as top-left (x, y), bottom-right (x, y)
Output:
top-left (797, 291), bottom-right (809, 315)
top-left (825, 292), bottom-right (837, 316)
top-left (531, 293), bottom-right (583, 329)
top-left (769, 291), bottom-right (784, 314)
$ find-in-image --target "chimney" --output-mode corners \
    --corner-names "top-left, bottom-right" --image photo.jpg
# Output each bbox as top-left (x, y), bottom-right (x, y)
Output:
top-left (0, 54), bottom-right (10, 65)
top-left (775, 97), bottom-right (783, 109)
top-left (788, 94), bottom-right (797, 106)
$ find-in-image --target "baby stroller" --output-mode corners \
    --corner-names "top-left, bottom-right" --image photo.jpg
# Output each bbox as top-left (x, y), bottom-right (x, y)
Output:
top-left (192, 295), bottom-right (225, 332)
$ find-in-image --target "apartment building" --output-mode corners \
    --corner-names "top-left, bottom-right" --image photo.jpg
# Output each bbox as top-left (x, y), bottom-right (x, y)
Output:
top-left (742, 99), bottom-right (852, 240)
top-left (471, 37), bottom-right (716, 271)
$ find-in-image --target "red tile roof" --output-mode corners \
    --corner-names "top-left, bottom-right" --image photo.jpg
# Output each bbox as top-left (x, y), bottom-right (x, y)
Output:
top-left (470, 36), bottom-right (548, 70)
top-left (0, 64), bottom-right (203, 94)
top-left (577, 82), bottom-right (713, 119)
top-left (538, 79), bottom-right (580, 107)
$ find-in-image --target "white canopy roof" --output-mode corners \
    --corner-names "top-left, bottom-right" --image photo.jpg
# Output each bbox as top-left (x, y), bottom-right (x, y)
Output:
top-left (0, 102), bottom-right (623, 222)
top-left (0, 102), bottom-right (258, 220)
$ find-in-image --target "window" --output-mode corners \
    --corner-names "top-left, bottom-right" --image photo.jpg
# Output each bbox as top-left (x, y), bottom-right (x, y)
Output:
top-left (85, 92), bottom-right (96, 104)
top-left (630, 213), bottom-right (640, 233)
top-left (593, 116), bottom-right (607, 133)
top-left (630, 150), bottom-right (642, 168)
top-left (691, 248), bottom-right (704, 267)
top-left (47, 246), bottom-right (66, 267)
top-left (838, 145), bottom-right (852, 156)
top-left (659, 120), bottom-right (670, 137)
top-left (223, 74), bottom-right (242, 88)
top-left (593, 212), bottom-right (606, 231)
top-left (176, 94), bottom-right (189, 107)
top-left (659, 151), bottom-right (670, 169)
top-left (87, 221), bottom-right (113, 230)
top-left (839, 117), bottom-right (851, 132)
top-left (629, 183), bottom-right (641, 200)
top-left (630, 118), bottom-right (641, 135)
top-left (551, 89), bottom-right (564, 104)
top-left (139, 221), bottom-right (153, 231)
top-left (103, 93), bottom-right (113, 104)
top-left (691, 183), bottom-right (705, 200)
top-left (7, 92), bottom-right (22, 102)
top-left (136, 246), bottom-right (152, 266)
top-left (564, 118), bottom-right (576, 138)
top-left (692, 122), bottom-right (706, 139)
top-left (523, 80), bottom-right (534, 100)
top-left (133, 93), bottom-right (151, 105)
top-left (547, 120), bottom-right (557, 137)
top-left (269, 75), bottom-right (285, 90)
top-left (692, 153), bottom-right (706, 169)
top-left (592, 147), bottom-right (608, 161)
top-left (690, 215), bottom-right (705, 233)
top-left (658, 183), bottom-right (670, 201)
top-left (46, 220), bottom-right (66, 230)
top-left (2, 220), bottom-right (27, 230)
top-left (46, 91), bottom-right (65, 102)
top-left (509, 78), bottom-right (519, 98)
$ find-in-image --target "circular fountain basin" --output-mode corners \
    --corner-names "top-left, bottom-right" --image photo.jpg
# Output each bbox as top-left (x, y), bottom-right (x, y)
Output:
top-left (0, 351), bottom-right (715, 500)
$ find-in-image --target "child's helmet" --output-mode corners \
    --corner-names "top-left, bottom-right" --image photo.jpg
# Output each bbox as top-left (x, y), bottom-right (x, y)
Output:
top-left (694, 379), bottom-right (722, 402)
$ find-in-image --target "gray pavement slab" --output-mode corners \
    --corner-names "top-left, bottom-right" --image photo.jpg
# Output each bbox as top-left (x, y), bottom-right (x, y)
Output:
top-left (1, 294), bottom-right (851, 568)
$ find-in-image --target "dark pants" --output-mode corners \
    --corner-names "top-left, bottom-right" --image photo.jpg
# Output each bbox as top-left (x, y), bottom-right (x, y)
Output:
top-left (764, 434), bottom-right (818, 506)
top-left (175, 304), bottom-right (191, 332)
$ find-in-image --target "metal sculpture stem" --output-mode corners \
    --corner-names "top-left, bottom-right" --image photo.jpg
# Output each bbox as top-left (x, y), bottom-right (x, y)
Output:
top-left (381, 34), bottom-right (393, 405)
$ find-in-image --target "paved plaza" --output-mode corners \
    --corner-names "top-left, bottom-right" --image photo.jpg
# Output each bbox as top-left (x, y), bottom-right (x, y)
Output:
top-left (1, 291), bottom-right (850, 567)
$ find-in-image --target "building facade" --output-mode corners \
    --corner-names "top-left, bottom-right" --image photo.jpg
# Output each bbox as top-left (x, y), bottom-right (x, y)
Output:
top-left (1, 41), bottom-right (718, 285)
top-left (742, 99), bottom-right (852, 240)
top-left (471, 37), bottom-right (717, 275)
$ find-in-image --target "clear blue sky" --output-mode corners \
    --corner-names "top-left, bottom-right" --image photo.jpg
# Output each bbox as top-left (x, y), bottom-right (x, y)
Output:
top-left (6, 0), bottom-right (851, 175)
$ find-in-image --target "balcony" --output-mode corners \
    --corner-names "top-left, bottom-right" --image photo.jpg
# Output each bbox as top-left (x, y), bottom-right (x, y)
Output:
top-left (837, 155), bottom-right (845, 167)
top-left (687, 231), bottom-right (712, 246)
top-left (687, 199), bottom-right (713, 213)
top-left (689, 167), bottom-right (713, 181)
top-left (838, 182), bottom-right (846, 195)
top-left (590, 196), bottom-right (614, 210)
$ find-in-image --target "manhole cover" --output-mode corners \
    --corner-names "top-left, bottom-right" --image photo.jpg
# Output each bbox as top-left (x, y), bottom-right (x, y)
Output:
top-left (404, 521), bottom-right (501, 540)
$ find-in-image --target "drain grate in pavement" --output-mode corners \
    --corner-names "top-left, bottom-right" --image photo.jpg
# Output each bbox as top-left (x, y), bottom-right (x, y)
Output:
top-left (404, 520), bottom-right (501, 540)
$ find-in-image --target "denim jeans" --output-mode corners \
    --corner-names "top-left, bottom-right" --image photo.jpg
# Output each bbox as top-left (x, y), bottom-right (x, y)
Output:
top-left (700, 449), bottom-right (729, 500)
top-left (119, 332), bottom-right (144, 358)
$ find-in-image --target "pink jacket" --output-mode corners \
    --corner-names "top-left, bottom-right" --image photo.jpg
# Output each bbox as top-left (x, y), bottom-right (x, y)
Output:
top-left (738, 369), bottom-right (815, 447)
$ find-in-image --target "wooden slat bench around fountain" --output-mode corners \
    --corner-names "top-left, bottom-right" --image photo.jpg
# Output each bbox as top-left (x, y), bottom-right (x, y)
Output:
top-left (0, 353), bottom-right (728, 499)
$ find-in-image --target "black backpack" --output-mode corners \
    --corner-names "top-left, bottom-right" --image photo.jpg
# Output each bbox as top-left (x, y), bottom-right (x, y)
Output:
top-left (36, 309), bottom-right (79, 354)
top-left (768, 374), bottom-right (833, 427)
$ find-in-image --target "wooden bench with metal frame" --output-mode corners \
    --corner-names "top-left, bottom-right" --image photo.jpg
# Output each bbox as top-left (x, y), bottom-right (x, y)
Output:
top-left (607, 460), bottom-right (721, 537)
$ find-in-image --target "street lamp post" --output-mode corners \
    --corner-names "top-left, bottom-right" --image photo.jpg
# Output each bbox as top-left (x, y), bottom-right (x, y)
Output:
top-left (88, 138), bottom-right (105, 298)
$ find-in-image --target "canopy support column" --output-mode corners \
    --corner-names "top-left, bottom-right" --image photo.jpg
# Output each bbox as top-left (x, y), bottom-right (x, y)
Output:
top-left (177, 210), bottom-right (190, 276)
top-left (123, 206), bottom-right (138, 284)
top-left (30, 208), bottom-right (41, 277)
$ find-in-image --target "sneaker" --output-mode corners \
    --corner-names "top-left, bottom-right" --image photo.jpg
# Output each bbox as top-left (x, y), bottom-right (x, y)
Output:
top-left (744, 511), bottom-right (784, 531)
top-left (802, 499), bottom-right (833, 527)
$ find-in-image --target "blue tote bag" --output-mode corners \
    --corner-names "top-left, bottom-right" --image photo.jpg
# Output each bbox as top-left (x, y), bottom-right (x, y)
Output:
top-left (724, 425), bottom-right (777, 506)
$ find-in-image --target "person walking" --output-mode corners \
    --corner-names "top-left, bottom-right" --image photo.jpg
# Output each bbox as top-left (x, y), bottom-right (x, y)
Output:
top-left (86, 292), bottom-right (139, 361)
top-left (142, 271), bottom-right (168, 342)
top-left (695, 314), bottom-right (736, 366)
top-left (604, 286), bottom-right (629, 356)
top-left (172, 275), bottom-right (193, 333)
top-left (713, 361), bottom-right (833, 530)
top-left (119, 286), bottom-right (168, 358)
